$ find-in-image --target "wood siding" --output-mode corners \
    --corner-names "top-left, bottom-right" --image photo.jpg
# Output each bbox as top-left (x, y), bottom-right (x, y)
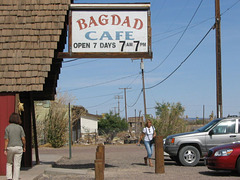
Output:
top-left (0, 0), bottom-right (71, 100)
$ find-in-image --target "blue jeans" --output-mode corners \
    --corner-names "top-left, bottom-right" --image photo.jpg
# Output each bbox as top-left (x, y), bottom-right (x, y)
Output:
top-left (144, 140), bottom-right (154, 158)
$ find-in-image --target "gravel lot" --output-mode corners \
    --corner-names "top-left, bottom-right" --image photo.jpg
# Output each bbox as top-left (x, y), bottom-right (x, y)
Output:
top-left (36, 144), bottom-right (239, 180)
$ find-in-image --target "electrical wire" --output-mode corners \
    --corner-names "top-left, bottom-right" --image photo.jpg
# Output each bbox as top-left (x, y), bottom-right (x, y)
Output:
top-left (221, 0), bottom-right (240, 16)
top-left (152, 17), bottom-right (214, 43)
top-left (146, 0), bottom-right (204, 73)
top-left (145, 0), bottom-right (239, 90)
top-left (85, 97), bottom-right (114, 109)
top-left (60, 73), bottom-right (139, 92)
top-left (63, 59), bottom-right (97, 68)
top-left (62, 1), bottom-right (240, 116)
top-left (63, 58), bottom-right (81, 63)
top-left (128, 89), bottom-right (143, 107)
top-left (127, 72), bottom-right (141, 88)
top-left (152, 1), bottom-right (239, 49)
top-left (78, 91), bottom-right (122, 100)
top-left (146, 24), bottom-right (214, 90)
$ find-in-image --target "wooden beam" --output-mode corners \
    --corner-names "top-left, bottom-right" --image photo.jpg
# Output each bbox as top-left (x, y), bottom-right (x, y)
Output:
top-left (57, 52), bottom-right (152, 59)
top-left (30, 93), bottom-right (40, 165)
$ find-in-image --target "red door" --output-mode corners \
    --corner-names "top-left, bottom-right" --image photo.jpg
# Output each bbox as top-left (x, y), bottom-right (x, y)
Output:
top-left (0, 94), bottom-right (15, 175)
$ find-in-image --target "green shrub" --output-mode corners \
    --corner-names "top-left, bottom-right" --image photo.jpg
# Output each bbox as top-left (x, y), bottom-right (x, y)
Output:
top-left (45, 100), bottom-right (68, 148)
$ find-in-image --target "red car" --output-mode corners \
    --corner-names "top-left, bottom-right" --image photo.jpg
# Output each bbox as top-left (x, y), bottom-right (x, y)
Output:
top-left (205, 143), bottom-right (240, 173)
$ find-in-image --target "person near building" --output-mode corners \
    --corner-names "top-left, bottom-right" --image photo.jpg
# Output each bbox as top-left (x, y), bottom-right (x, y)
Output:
top-left (4, 113), bottom-right (26, 180)
top-left (137, 119), bottom-right (156, 167)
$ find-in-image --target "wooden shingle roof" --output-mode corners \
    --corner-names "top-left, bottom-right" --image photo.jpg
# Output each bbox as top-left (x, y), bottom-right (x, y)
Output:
top-left (0, 0), bottom-right (71, 100)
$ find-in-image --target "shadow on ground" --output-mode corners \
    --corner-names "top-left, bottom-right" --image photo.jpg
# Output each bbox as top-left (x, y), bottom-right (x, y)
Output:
top-left (131, 163), bottom-right (148, 166)
top-left (52, 163), bottom-right (117, 169)
top-left (199, 170), bottom-right (239, 177)
top-left (20, 160), bottom-right (55, 171)
top-left (164, 157), bottom-right (206, 167)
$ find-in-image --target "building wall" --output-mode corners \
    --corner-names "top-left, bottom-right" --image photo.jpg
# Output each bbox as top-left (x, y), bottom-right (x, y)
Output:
top-left (81, 116), bottom-right (98, 134)
top-left (0, 94), bottom-right (15, 175)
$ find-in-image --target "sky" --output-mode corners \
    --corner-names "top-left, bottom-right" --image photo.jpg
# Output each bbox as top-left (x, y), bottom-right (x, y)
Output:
top-left (58, 0), bottom-right (240, 119)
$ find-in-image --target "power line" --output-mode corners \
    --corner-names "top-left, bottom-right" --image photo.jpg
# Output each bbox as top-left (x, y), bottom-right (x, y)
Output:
top-left (128, 89), bottom-right (143, 108)
top-left (85, 97), bottom-right (114, 109)
top-left (60, 73), bottom-right (139, 92)
top-left (146, 25), bottom-right (214, 90)
top-left (152, 0), bottom-right (239, 40)
top-left (127, 72), bottom-right (141, 88)
top-left (221, 0), bottom-right (240, 16)
top-left (152, 17), bottom-right (214, 43)
top-left (146, 0), bottom-right (204, 74)
top-left (63, 58), bottom-right (81, 63)
top-left (77, 91), bottom-right (122, 100)
top-left (63, 59), bottom-right (97, 68)
top-left (153, 0), bottom-right (240, 41)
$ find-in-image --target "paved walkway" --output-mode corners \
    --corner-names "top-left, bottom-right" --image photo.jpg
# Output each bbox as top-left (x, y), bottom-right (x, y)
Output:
top-left (0, 154), bottom-right (62, 180)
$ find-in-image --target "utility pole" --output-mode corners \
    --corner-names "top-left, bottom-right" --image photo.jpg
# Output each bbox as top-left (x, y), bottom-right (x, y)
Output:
top-left (115, 95), bottom-right (123, 116)
top-left (68, 103), bottom-right (72, 159)
top-left (139, 110), bottom-right (142, 128)
top-left (119, 88), bottom-right (131, 122)
top-left (135, 109), bottom-right (137, 134)
top-left (215, 0), bottom-right (223, 118)
top-left (141, 58), bottom-right (147, 121)
top-left (132, 58), bottom-right (148, 121)
top-left (203, 105), bottom-right (205, 124)
top-left (112, 107), bottom-right (117, 115)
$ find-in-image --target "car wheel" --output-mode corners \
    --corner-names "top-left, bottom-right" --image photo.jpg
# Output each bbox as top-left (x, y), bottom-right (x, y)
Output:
top-left (178, 146), bottom-right (200, 166)
top-left (237, 157), bottom-right (240, 174)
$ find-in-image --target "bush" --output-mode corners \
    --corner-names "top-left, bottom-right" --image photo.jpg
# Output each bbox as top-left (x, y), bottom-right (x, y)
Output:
top-left (45, 99), bottom-right (68, 148)
top-left (153, 102), bottom-right (187, 137)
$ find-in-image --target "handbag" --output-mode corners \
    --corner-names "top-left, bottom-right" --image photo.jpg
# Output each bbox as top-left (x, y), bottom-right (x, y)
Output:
top-left (150, 138), bottom-right (155, 145)
top-left (147, 126), bottom-right (155, 145)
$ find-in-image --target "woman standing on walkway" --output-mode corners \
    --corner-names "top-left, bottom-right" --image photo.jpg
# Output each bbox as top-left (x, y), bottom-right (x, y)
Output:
top-left (4, 113), bottom-right (26, 180)
top-left (137, 119), bottom-right (156, 167)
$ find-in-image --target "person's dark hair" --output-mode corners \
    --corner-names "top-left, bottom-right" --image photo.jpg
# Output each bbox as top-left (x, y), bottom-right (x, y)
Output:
top-left (9, 113), bottom-right (21, 124)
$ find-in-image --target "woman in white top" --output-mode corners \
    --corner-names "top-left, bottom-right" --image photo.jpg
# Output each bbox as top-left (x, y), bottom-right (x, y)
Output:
top-left (137, 119), bottom-right (156, 167)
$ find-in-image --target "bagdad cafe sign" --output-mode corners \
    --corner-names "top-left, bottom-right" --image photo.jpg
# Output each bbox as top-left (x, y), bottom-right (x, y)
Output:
top-left (68, 3), bottom-right (152, 59)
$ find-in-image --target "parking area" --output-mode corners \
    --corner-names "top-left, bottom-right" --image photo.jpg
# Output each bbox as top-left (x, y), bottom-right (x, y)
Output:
top-left (32, 144), bottom-right (240, 179)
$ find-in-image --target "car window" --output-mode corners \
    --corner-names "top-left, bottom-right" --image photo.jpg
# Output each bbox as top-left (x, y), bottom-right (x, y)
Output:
top-left (212, 120), bottom-right (235, 134)
top-left (196, 119), bottom-right (221, 132)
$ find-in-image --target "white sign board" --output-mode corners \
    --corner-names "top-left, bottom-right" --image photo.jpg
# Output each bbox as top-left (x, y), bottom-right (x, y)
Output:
top-left (71, 11), bottom-right (149, 53)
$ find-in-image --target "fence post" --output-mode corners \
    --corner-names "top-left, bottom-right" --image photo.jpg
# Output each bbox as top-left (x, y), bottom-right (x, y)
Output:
top-left (95, 144), bottom-right (105, 180)
top-left (95, 159), bottom-right (104, 180)
top-left (155, 136), bottom-right (165, 174)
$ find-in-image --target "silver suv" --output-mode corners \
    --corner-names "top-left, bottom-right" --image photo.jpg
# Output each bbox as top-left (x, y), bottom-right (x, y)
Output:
top-left (164, 116), bottom-right (240, 166)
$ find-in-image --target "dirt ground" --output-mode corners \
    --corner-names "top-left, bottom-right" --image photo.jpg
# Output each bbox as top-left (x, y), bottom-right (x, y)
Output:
top-left (34, 144), bottom-right (240, 180)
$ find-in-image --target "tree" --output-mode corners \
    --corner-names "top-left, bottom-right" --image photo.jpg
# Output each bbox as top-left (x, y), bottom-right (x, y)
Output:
top-left (98, 111), bottom-right (128, 136)
top-left (153, 102), bottom-right (187, 137)
top-left (71, 105), bottom-right (87, 141)
top-left (72, 106), bottom-right (87, 124)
